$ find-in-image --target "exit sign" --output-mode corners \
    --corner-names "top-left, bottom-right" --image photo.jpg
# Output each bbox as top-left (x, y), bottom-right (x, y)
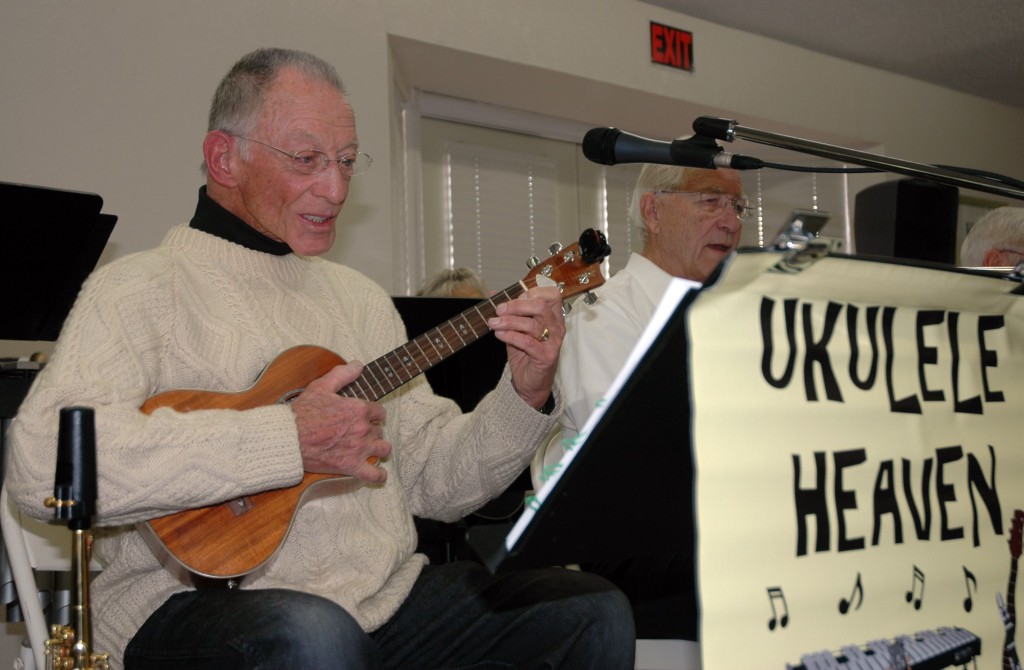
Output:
top-left (650, 21), bottom-right (693, 72)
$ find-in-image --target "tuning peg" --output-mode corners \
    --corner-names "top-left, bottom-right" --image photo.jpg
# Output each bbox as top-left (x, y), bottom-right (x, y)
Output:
top-left (562, 302), bottom-right (573, 317)
top-left (547, 242), bottom-right (563, 255)
top-left (578, 229), bottom-right (611, 264)
top-left (526, 255), bottom-right (540, 268)
top-left (583, 291), bottom-right (598, 305)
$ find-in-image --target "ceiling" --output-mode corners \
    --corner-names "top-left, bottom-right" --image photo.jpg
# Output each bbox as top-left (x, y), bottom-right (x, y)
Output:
top-left (642, 0), bottom-right (1024, 111)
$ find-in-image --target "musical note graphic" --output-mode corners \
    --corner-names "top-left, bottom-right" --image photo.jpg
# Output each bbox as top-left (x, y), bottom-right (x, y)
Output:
top-left (905, 564), bottom-right (925, 610)
top-left (767, 586), bottom-right (789, 630)
top-left (963, 566), bottom-right (977, 612)
top-left (838, 572), bottom-right (864, 614)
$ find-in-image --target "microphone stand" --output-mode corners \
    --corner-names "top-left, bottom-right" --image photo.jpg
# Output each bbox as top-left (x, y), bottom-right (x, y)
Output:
top-left (44, 406), bottom-right (108, 670)
top-left (692, 116), bottom-right (1024, 202)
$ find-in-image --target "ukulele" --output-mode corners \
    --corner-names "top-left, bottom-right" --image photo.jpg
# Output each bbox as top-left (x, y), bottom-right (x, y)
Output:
top-left (137, 230), bottom-right (610, 585)
top-left (1004, 509), bottom-right (1024, 670)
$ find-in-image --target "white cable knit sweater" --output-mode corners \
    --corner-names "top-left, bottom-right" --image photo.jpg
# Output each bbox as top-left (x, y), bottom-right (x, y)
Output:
top-left (8, 224), bottom-right (559, 667)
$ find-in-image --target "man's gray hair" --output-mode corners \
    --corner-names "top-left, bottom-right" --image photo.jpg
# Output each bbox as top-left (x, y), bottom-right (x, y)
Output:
top-left (960, 206), bottom-right (1024, 266)
top-left (202, 48), bottom-right (345, 174)
top-left (628, 163), bottom-right (693, 242)
top-left (209, 47), bottom-right (345, 135)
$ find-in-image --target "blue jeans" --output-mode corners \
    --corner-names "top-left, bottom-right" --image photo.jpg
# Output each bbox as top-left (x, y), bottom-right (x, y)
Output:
top-left (124, 561), bottom-right (635, 669)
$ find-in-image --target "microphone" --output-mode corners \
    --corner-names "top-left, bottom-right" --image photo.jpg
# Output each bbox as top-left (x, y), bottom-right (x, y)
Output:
top-left (583, 127), bottom-right (674, 165)
top-left (582, 127), bottom-right (762, 170)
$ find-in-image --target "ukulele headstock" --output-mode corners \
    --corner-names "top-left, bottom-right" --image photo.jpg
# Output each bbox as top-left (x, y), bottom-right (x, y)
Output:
top-left (523, 229), bottom-right (610, 302)
top-left (1010, 509), bottom-right (1023, 560)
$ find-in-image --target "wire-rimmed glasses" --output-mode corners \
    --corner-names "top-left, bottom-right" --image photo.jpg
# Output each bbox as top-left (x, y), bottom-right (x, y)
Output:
top-left (655, 190), bottom-right (753, 220)
top-left (234, 135), bottom-right (373, 177)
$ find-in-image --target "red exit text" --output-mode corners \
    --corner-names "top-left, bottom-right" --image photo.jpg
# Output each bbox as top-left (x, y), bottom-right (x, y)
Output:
top-left (650, 21), bottom-right (693, 72)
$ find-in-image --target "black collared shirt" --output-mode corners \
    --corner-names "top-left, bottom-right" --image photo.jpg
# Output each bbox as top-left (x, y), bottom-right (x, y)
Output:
top-left (188, 186), bottom-right (292, 256)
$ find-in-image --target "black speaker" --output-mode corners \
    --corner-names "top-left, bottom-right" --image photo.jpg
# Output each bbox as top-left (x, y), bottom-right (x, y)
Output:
top-left (854, 178), bottom-right (959, 263)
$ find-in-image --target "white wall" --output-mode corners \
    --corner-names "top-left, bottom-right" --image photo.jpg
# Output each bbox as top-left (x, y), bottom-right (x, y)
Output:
top-left (1, 0), bottom-right (1023, 357)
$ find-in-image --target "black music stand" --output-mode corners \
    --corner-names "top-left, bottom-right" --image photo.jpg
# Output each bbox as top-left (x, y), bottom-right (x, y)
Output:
top-left (1, 182), bottom-right (116, 342)
top-left (466, 281), bottom-right (701, 572)
top-left (391, 296), bottom-right (507, 412)
top-left (392, 296), bottom-right (525, 564)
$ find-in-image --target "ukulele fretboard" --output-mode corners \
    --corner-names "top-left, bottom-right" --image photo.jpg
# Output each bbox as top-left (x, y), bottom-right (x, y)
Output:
top-left (340, 283), bottom-right (526, 402)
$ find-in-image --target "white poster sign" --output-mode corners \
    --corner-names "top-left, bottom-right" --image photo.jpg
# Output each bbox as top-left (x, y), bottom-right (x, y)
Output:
top-left (691, 251), bottom-right (1024, 669)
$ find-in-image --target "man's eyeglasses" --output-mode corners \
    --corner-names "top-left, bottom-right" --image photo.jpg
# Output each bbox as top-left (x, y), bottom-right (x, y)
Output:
top-left (234, 135), bottom-right (373, 177)
top-left (655, 190), bottom-right (753, 220)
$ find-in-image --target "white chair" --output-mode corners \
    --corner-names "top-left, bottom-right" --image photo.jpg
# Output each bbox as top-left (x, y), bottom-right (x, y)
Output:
top-left (0, 485), bottom-right (95, 670)
top-left (635, 639), bottom-right (701, 670)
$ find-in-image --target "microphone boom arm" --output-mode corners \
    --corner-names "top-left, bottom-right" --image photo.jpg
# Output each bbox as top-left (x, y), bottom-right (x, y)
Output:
top-left (693, 116), bottom-right (1024, 201)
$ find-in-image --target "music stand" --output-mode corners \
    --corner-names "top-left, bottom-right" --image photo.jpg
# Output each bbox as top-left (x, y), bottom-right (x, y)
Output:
top-left (1, 182), bottom-right (116, 342)
top-left (467, 280), bottom-right (701, 572)
top-left (391, 296), bottom-right (507, 412)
